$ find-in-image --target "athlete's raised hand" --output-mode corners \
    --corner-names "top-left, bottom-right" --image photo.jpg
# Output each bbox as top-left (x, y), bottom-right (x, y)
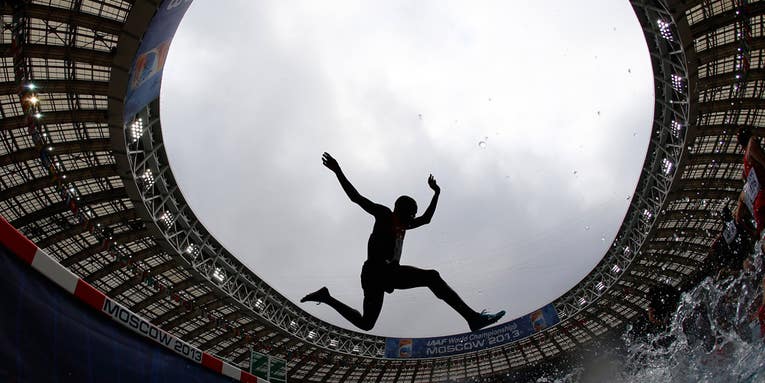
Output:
top-left (428, 174), bottom-right (440, 193)
top-left (322, 152), bottom-right (340, 173)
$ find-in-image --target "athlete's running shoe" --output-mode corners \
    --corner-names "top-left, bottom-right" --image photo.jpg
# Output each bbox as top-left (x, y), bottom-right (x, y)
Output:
top-left (469, 310), bottom-right (506, 332)
top-left (301, 286), bottom-right (330, 304)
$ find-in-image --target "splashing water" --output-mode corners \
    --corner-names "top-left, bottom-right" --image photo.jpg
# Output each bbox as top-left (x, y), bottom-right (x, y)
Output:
top-left (617, 261), bottom-right (765, 383)
top-left (529, 249), bottom-right (765, 383)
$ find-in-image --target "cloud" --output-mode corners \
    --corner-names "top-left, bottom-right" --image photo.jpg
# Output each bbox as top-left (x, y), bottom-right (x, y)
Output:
top-left (161, 0), bottom-right (654, 337)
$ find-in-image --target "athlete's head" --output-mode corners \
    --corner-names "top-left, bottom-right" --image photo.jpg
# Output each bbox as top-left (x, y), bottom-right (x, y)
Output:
top-left (737, 127), bottom-right (752, 149)
top-left (394, 195), bottom-right (417, 223)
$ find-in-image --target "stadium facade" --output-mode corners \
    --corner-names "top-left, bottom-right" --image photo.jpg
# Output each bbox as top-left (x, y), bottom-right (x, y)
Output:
top-left (1, 0), bottom-right (762, 381)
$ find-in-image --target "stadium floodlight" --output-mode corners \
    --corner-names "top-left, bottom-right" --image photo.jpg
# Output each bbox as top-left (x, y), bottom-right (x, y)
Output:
top-left (140, 169), bottom-right (155, 189)
top-left (255, 298), bottom-right (264, 311)
top-left (26, 83), bottom-right (36, 90)
top-left (158, 211), bottom-right (174, 227)
top-left (212, 267), bottom-right (226, 283)
top-left (671, 120), bottom-right (682, 138)
top-left (130, 118), bottom-right (144, 143)
top-left (34, 112), bottom-right (42, 119)
top-left (657, 19), bottom-right (673, 41)
top-left (28, 96), bottom-right (39, 104)
top-left (612, 264), bottom-right (622, 273)
top-left (329, 339), bottom-right (338, 348)
top-left (352, 345), bottom-right (360, 353)
top-left (578, 297), bottom-right (587, 306)
top-left (596, 281), bottom-right (605, 291)
top-left (671, 74), bottom-right (684, 91)
top-left (662, 158), bottom-right (674, 174)
top-left (308, 331), bottom-right (317, 340)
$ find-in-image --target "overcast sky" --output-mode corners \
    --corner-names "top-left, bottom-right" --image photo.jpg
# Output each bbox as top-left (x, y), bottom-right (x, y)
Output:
top-left (160, 0), bottom-right (653, 338)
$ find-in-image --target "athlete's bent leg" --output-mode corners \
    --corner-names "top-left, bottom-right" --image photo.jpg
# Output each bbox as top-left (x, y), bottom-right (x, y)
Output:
top-left (303, 287), bottom-right (383, 331)
top-left (391, 266), bottom-right (478, 322)
top-left (392, 265), bottom-right (505, 331)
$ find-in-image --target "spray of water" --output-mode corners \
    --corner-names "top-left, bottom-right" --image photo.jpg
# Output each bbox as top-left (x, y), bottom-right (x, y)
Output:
top-left (530, 251), bottom-right (765, 383)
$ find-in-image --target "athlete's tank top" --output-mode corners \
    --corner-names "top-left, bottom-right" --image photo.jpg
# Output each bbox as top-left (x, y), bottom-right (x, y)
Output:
top-left (367, 214), bottom-right (406, 265)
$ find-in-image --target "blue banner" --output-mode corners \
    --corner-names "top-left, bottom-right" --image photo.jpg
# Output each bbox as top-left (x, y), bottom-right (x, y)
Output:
top-left (385, 305), bottom-right (560, 358)
top-left (123, 0), bottom-right (193, 121)
top-left (0, 243), bottom-right (234, 382)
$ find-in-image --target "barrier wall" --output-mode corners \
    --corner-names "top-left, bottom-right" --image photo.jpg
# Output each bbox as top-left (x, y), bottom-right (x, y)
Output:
top-left (0, 216), bottom-right (263, 382)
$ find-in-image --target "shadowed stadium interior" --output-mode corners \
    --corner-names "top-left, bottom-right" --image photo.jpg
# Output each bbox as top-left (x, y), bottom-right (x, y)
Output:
top-left (1, 0), bottom-right (763, 381)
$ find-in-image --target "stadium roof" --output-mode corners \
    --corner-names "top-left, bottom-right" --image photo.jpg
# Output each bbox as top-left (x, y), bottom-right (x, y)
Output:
top-left (1, 0), bottom-right (762, 381)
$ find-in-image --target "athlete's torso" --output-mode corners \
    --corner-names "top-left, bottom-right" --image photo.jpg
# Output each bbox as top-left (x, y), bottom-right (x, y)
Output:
top-left (367, 210), bottom-right (406, 264)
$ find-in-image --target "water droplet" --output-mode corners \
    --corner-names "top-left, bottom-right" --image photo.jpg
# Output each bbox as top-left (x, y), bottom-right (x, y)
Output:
top-left (626, 195), bottom-right (631, 200)
top-left (627, 68), bottom-right (632, 73)
top-left (478, 141), bottom-right (487, 149)
top-left (488, 97), bottom-right (492, 102)
top-left (596, 111), bottom-right (601, 116)
top-left (585, 225), bottom-right (591, 231)
top-left (633, 132), bottom-right (637, 136)
top-left (573, 170), bottom-right (578, 175)
top-left (418, 114), bottom-right (423, 120)
top-left (601, 235), bottom-right (606, 242)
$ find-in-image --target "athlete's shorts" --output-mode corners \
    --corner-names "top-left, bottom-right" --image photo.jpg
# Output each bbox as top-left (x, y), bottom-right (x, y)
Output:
top-left (751, 192), bottom-right (765, 238)
top-left (361, 260), bottom-right (397, 294)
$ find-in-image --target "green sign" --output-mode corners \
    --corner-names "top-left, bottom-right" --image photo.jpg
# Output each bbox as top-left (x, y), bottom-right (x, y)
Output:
top-left (250, 350), bottom-right (288, 382)
top-left (250, 351), bottom-right (269, 380)
top-left (270, 357), bottom-right (287, 383)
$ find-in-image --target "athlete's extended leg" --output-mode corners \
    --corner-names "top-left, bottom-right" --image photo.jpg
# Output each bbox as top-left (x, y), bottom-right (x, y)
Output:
top-left (391, 265), bottom-right (504, 331)
top-left (390, 265), bottom-right (476, 321)
top-left (301, 287), bottom-right (383, 331)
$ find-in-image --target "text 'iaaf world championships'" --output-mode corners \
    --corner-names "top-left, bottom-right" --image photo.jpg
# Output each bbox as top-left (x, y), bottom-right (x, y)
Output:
top-left (385, 304), bottom-right (560, 358)
top-left (424, 322), bottom-right (522, 355)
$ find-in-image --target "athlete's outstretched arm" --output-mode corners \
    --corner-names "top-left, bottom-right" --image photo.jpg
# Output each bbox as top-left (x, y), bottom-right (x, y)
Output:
top-left (747, 138), bottom-right (765, 169)
top-left (322, 152), bottom-right (381, 215)
top-left (410, 174), bottom-right (440, 229)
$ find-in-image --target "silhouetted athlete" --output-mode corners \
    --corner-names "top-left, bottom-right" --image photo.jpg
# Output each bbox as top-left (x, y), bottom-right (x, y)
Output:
top-left (301, 152), bottom-right (505, 332)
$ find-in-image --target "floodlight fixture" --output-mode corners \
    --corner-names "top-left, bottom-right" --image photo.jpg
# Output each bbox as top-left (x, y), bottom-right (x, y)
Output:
top-left (671, 74), bottom-right (684, 91)
top-left (130, 118), bottom-right (144, 143)
top-left (212, 267), bottom-right (226, 283)
top-left (158, 211), bottom-right (174, 227)
top-left (657, 19), bottom-right (673, 41)
top-left (140, 168), bottom-right (155, 189)
top-left (662, 158), bottom-right (674, 174)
